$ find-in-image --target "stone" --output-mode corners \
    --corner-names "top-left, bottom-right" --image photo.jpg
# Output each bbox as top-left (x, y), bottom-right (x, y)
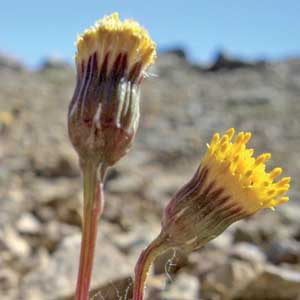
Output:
top-left (31, 177), bottom-right (80, 205)
top-left (201, 260), bottom-right (263, 300)
top-left (106, 172), bottom-right (144, 194)
top-left (233, 214), bottom-right (291, 246)
top-left (1, 48), bottom-right (300, 299)
top-left (207, 230), bottom-right (233, 250)
top-left (267, 239), bottom-right (300, 265)
top-left (230, 242), bottom-right (266, 264)
top-left (0, 53), bottom-right (24, 71)
top-left (279, 204), bottom-right (300, 226)
top-left (153, 248), bottom-right (188, 275)
top-left (40, 57), bottom-right (72, 70)
top-left (208, 51), bottom-right (266, 72)
top-left (16, 213), bottom-right (42, 235)
top-left (29, 147), bottom-right (79, 178)
top-left (0, 227), bottom-right (31, 259)
top-left (0, 267), bottom-right (19, 300)
top-left (42, 221), bottom-right (80, 252)
top-left (234, 265), bottom-right (300, 300)
top-left (147, 273), bottom-right (199, 300)
top-left (20, 232), bottom-right (133, 300)
top-left (189, 248), bottom-right (228, 277)
top-left (106, 222), bottom-right (161, 265)
top-left (161, 273), bottom-right (200, 300)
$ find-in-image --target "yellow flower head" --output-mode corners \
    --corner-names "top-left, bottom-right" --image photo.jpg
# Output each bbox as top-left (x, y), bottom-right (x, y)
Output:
top-left (203, 128), bottom-right (290, 213)
top-left (68, 13), bottom-right (156, 167)
top-left (161, 128), bottom-right (290, 252)
top-left (75, 13), bottom-right (156, 82)
top-left (132, 129), bottom-right (291, 300)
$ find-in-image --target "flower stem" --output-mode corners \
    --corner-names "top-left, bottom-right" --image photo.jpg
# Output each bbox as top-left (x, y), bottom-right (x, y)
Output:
top-left (75, 160), bottom-right (105, 300)
top-left (133, 233), bottom-right (169, 300)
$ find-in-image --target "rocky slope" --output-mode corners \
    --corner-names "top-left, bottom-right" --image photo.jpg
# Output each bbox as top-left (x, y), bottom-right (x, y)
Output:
top-left (0, 51), bottom-right (300, 300)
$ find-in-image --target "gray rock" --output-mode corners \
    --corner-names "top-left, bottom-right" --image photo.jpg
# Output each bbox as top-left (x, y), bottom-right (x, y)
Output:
top-left (201, 260), bottom-right (263, 300)
top-left (20, 232), bottom-right (133, 300)
top-left (0, 227), bottom-right (31, 259)
top-left (208, 51), bottom-right (266, 72)
top-left (147, 273), bottom-right (199, 300)
top-left (29, 147), bottom-right (79, 178)
top-left (42, 221), bottom-right (80, 252)
top-left (1, 48), bottom-right (300, 299)
top-left (31, 177), bottom-right (80, 205)
top-left (0, 267), bottom-right (19, 300)
top-left (189, 249), bottom-right (228, 277)
top-left (207, 230), bottom-right (233, 250)
top-left (234, 214), bottom-right (292, 246)
top-left (16, 213), bottom-right (42, 235)
top-left (106, 222), bottom-right (161, 265)
top-left (267, 239), bottom-right (300, 264)
top-left (279, 204), bottom-right (300, 226)
top-left (230, 242), bottom-right (266, 264)
top-left (161, 273), bottom-right (200, 300)
top-left (40, 57), bottom-right (72, 70)
top-left (0, 53), bottom-right (24, 71)
top-left (235, 265), bottom-right (300, 300)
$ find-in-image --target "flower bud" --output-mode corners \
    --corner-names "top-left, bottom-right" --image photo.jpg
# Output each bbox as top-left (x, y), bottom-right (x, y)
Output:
top-left (68, 13), bottom-right (156, 166)
top-left (161, 128), bottom-right (290, 252)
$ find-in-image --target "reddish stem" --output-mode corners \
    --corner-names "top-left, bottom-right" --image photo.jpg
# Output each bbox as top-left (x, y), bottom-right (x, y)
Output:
top-left (75, 161), bottom-right (104, 300)
top-left (133, 233), bottom-right (168, 300)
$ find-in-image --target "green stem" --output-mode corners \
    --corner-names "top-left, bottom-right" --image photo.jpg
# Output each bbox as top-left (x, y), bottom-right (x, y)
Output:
top-left (75, 160), bottom-right (105, 300)
top-left (133, 233), bottom-right (169, 300)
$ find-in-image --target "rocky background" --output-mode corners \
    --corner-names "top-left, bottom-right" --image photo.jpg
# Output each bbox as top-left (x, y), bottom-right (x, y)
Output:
top-left (0, 50), bottom-right (300, 300)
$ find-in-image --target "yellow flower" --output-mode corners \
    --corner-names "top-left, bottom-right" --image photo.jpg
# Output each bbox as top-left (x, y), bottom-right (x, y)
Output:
top-left (161, 128), bottom-right (290, 251)
top-left (68, 13), bottom-right (156, 167)
top-left (75, 12), bottom-right (156, 82)
top-left (202, 128), bottom-right (290, 212)
top-left (69, 13), bottom-right (156, 300)
top-left (133, 129), bottom-right (290, 300)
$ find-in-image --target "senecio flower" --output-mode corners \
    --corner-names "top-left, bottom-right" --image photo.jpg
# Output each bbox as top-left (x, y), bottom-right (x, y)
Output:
top-left (68, 13), bottom-right (156, 167)
top-left (67, 13), bottom-right (156, 300)
top-left (133, 128), bottom-right (290, 300)
top-left (161, 128), bottom-right (290, 251)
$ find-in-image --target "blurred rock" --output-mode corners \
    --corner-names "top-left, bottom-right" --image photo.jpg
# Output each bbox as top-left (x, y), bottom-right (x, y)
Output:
top-left (42, 221), bottom-right (79, 252)
top-left (107, 171), bottom-right (144, 194)
top-left (233, 214), bottom-right (292, 246)
top-left (161, 273), bottom-right (200, 300)
top-left (153, 248), bottom-right (188, 275)
top-left (20, 233), bottom-right (132, 300)
top-left (189, 249), bottom-right (228, 277)
top-left (1, 49), bottom-right (300, 300)
top-left (0, 227), bottom-right (31, 259)
top-left (31, 177), bottom-right (80, 205)
top-left (107, 222), bottom-right (161, 265)
top-left (207, 230), bottom-right (233, 250)
top-left (161, 47), bottom-right (187, 59)
top-left (29, 147), bottom-right (79, 178)
top-left (16, 213), bottom-right (42, 235)
top-left (147, 273), bottom-right (200, 300)
top-left (201, 260), bottom-right (263, 300)
top-left (266, 239), bottom-right (300, 265)
top-left (208, 51), bottom-right (266, 72)
top-left (234, 265), bottom-right (300, 300)
top-left (279, 204), bottom-right (300, 226)
top-left (40, 57), bottom-right (72, 70)
top-left (229, 242), bottom-right (266, 264)
top-left (0, 53), bottom-right (24, 71)
top-left (0, 267), bottom-right (19, 300)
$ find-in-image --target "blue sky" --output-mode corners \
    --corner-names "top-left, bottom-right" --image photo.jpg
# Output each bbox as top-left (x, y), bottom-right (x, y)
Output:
top-left (1, 0), bottom-right (299, 67)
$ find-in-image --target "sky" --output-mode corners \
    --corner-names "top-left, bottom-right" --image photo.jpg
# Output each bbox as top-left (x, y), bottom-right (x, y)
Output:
top-left (1, 0), bottom-right (300, 68)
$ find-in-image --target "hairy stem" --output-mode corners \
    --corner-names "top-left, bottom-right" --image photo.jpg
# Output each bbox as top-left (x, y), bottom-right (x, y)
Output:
top-left (75, 160), bottom-right (105, 300)
top-left (133, 233), bottom-right (169, 300)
